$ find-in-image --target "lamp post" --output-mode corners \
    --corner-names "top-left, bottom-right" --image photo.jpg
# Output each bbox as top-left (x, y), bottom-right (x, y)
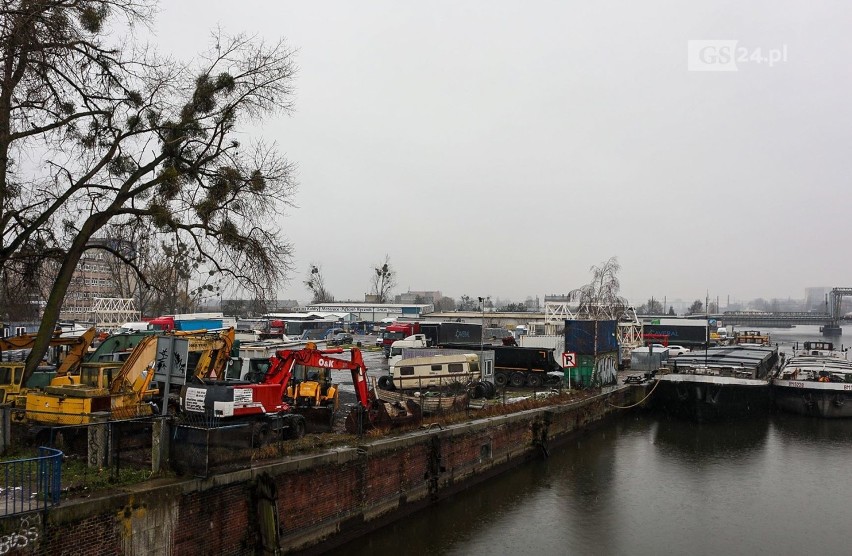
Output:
top-left (478, 297), bottom-right (485, 355)
top-left (478, 296), bottom-right (489, 376)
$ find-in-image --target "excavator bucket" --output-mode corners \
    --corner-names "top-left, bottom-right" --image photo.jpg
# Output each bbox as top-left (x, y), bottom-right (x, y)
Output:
top-left (344, 398), bottom-right (422, 435)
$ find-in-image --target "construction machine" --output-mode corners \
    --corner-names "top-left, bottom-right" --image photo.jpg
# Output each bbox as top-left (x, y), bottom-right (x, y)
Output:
top-left (0, 327), bottom-right (97, 406)
top-left (188, 327), bottom-right (236, 380)
top-left (25, 334), bottom-right (161, 425)
top-left (23, 328), bottom-right (236, 425)
top-left (179, 343), bottom-right (421, 441)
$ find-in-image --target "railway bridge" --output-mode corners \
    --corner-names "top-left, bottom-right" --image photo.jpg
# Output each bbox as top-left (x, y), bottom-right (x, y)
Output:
top-left (717, 287), bottom-right (852, 336)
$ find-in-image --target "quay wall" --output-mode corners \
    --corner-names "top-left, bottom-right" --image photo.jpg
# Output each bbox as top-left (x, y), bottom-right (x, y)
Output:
top-left (0, 386), bottom-right (647, 555)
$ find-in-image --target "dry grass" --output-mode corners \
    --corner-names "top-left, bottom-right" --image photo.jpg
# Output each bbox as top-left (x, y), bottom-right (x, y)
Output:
top-left (246, 389), bottom-right (598, 463)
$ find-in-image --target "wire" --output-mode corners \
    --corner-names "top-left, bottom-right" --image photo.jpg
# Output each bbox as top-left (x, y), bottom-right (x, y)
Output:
top-left (607, 377), bottom-right (662, 409)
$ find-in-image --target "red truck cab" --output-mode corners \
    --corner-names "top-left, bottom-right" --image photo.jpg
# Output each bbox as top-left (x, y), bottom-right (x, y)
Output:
top-left (382, 322), bottom-right (420, 356)
top-left (149, 316), bottom-right (176, 331)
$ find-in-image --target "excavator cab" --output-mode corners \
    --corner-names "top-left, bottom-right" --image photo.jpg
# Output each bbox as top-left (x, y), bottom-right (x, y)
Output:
top-left (288, 364), bottom-right (338, 411)
top-left (0, 364), bottom-right (56, 404)
top-left (0, 327), bottom-right (97, 405)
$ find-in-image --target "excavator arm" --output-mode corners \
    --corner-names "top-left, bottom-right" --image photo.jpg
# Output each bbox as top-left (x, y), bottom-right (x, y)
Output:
top-left (55, 328), bottom-right (97, 376)
top-left (0, 328), bottom-right (96, 383)
top-left (0, 327), bottom-right (96, 374)
top-left (180, 328), bottom-right (236, 379)
top-left (109, 335), bottom-right (159, 397)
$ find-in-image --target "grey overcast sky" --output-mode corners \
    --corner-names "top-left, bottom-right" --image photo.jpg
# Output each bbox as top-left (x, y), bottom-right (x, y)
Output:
top-left (154, 1), bottom-right (851, 306)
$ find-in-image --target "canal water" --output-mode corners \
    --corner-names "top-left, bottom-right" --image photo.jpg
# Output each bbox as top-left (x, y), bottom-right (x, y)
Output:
top-left (340, 326), bottom-right (852, 555)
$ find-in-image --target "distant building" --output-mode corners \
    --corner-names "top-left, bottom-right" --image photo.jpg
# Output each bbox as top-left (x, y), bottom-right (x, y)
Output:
top-left (394, 290), bottom-right (443, 304)
top-left (805, 287), bottom-right (830, 312)
top-left (524, 296), bottom-right (541, 311)
top-left (298, 302), bottom-right (433, 322)
top-left (58, 238), bottom-right (137, 322)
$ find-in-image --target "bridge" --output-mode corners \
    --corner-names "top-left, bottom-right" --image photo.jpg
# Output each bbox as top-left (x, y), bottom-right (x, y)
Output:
top-left (716, 287), bottom-right (852, 335)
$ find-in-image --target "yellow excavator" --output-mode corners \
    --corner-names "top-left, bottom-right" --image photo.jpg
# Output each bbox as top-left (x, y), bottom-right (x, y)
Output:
top-left (24, 328), bottom-right (235, 425)
top-left (0, 327), bottom-right (97, 406)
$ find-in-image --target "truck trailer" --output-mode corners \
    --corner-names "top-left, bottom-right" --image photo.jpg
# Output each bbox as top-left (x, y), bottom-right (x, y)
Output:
top-left (420, 322), bottom-right (482, 348)
top-left (491, 345), bottom-right (562, 388)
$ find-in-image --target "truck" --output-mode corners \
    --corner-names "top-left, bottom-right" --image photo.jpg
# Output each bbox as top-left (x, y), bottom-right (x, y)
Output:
top-left (388, 334), bottom-right (429, 360)
top-left (382, 322), bottom-right (422, 356)
top-left (491, 346), bottom-right (563, 388)
top-left (642, 318), bottom-right (709, 348)
top-left (419, 322), bottom-right (482, 349)
top-left (149, 312), bottom-right (225, 332)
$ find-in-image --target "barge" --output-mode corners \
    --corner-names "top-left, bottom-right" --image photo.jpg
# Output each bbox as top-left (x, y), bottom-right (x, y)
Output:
top-left (772, 341), bottom-right (852, 418)
top-left (650, 345), bottom-right (781, 421)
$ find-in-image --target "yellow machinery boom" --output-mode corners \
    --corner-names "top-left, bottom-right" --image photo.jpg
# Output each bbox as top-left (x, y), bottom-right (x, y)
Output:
top-left (0, 327), bottom-right (96, 405)
top-left (23, 328), bottom-right (236, 425)
top-left (25, 335), bottom-right (160, 425)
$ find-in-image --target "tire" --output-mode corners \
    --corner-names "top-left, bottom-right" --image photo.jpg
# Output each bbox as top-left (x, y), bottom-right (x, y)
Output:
top-left (471, 382), bottom-right (487, 399)
top-left (484, 381), bottom-right (496, 398)
top-left (288, 416), bottom-right (306, 440)
top-left (527, 373), bottom-right (543, 388)
top-left (378, 375), bottom-right (392, 390)
top-left (495, 371), bottom-right (508, 387)
top-left (510, 372), bottom-right (525, 388)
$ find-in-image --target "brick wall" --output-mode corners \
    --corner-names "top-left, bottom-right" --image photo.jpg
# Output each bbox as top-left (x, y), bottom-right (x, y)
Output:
top-left (0, 386), bottom-right (642, 555)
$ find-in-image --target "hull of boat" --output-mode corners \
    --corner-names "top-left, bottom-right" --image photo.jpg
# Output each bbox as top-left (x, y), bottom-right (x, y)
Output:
top-left (651, 375), bottom-right (771, 421)
top-left (772, 380), bottom-right (852, 418)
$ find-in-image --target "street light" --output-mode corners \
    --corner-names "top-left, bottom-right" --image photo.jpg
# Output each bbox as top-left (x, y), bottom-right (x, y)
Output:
top-left (478, 296), bottom-right (489, 374)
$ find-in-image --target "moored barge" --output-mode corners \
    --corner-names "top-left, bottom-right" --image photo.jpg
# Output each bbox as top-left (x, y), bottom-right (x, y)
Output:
top-left (650, 345), bottom-right (781, 421)
top-left (772, 341), bottom-right (852, 418)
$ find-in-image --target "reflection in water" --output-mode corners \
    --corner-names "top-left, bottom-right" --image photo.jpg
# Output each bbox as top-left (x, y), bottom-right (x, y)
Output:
top-left (339, 412), bottom-right (852, 556)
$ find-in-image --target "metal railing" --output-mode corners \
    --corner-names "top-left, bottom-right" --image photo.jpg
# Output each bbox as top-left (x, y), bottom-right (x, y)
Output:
top-left (0, 447), bottom-right (62, 516)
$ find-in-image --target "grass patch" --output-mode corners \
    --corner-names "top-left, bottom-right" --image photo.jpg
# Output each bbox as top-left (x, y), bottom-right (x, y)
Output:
top-left (60, 455), bottom-right (174, 497)
top-left (252, 432), bottom-right (361, 461)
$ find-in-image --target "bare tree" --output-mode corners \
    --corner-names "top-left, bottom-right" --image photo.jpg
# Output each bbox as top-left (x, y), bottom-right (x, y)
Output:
top-left (433, 296), bottom-right (456, 312)
top-left (304, 264), bottom-right (334, 303)
top-left (637, 298), bottom-right (664, 315)
top-left (0, 2), bottom-right (298, 382)
top-left (370, 255), bottom-right (396, 303)
top-left (569, 257), bottom-right (628, 320)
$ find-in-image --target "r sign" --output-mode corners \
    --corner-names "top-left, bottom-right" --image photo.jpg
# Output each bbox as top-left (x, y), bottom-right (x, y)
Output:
top-left (563, 352), bottom-right (577, 368)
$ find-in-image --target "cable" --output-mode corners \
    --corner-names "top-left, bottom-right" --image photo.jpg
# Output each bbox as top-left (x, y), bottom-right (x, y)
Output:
top-left (607, 377), bottom-right (662, 409)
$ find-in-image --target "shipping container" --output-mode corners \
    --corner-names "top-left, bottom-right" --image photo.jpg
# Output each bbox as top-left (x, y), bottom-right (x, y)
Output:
top-left (564, 320), bottom-right (619, 355)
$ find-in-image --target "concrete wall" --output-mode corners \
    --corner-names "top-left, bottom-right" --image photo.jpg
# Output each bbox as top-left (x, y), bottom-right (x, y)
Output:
top-left (0, 386), bottom-right (646, 555)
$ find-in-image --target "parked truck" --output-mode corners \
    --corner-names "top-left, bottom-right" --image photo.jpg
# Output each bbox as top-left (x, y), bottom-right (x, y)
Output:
top-left (420, 322), bottom-right (482, 349)
top-left (388, 334), bottom-right (428, 356)
top-left (149, 312), bottom-right (225, 332)
top-left (382, 322), bottom-right (422, 356)
top-left (491, 345), bottom-right (563, 388)
top-left (642, 319), bottom-right (709, 348)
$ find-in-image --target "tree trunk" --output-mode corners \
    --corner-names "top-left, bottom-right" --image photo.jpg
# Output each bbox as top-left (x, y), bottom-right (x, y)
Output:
top-left (23, 215), bottom-right (105, 385)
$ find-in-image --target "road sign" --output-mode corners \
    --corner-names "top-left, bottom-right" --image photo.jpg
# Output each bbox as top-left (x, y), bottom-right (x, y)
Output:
top-left (562, 352), bottom-right (577, 368)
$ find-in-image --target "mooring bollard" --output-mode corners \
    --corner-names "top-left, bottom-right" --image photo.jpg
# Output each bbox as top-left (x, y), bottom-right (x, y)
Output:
top-left (152, 417), bottom-right (170, 473)
top-left (88, 411), bottom-right (110, 469)
top-left (0, 404), bottom-right (10, 456)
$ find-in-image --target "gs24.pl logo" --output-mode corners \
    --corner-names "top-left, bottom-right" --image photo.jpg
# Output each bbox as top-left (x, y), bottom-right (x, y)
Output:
top-left (688, 40), bottom-right (788, 71)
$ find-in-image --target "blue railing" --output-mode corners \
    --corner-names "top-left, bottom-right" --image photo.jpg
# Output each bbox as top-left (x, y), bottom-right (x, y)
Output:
top-left (0, 447), bottom-right (63, 515)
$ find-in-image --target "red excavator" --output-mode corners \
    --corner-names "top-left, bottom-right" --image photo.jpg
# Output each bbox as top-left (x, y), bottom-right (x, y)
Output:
top-left (179, 343), bottom-right (420, 441)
